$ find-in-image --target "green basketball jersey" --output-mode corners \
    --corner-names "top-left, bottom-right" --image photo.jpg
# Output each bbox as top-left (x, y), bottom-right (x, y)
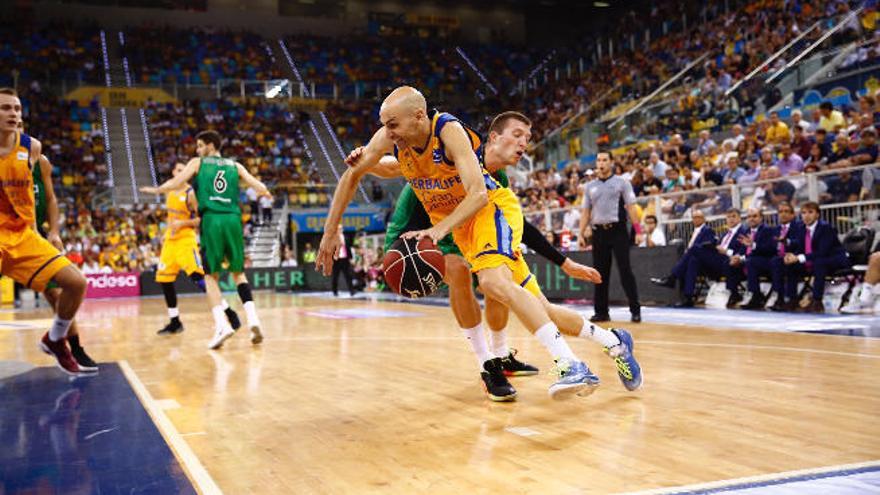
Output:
top-left (196, 156), bottom-right (241, 216)
top-left (32, 157), bottom-right (47, 229)
top-left (493, 168), bottom-right (509, 188)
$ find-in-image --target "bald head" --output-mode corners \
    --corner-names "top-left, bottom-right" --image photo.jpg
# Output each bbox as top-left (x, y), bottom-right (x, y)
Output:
top-left (381, 86), bottom-right (426, 115)
top-left (746, 207), bottom-right (762, 228)
top-left (380, 86), bottom-right (430, 147)
top-left (692, 209), bottom-right (706, 227)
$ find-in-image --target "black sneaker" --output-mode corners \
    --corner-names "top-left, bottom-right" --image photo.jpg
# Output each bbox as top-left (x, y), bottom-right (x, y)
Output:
top-left (480, 358), bottom-right (517, 402)
top-left (70, 345), bottom-right (99, 373)
top-left (157, 318), bottom-right (184, 335)
top-left (225, 308), bottom-right (242, 330)
top-left (500, 349), bottom-right (539, 376)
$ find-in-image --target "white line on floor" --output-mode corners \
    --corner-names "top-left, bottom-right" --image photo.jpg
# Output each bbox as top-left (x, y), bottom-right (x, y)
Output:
top-left (619, 459), bottom-right (880, 495)
top-left (119, 360), bottom-right (222, 495)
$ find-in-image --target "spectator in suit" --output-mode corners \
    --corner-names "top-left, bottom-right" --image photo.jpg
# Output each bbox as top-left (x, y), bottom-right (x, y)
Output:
top-left (740, 207), bottom-right (785, 310)
top-left (651, 209), bottom-right (746, 308)
top-left (765, 202), bottom-right (806, 311)
top-left (780, 202), bottom-right (851, 313)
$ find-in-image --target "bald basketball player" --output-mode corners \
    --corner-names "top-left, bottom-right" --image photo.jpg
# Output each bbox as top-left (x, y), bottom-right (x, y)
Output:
top-left (354, 111), bottom-right (642, 401)
top-left (318, 86), bottom-right (640, 400)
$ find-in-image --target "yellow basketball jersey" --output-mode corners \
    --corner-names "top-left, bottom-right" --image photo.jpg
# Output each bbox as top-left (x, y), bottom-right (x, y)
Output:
top-left (395, 111), bottom-right (501, 226)
top-left (0, 132), bottom-right (35, 232)
top-left (164, 187), bottom-right (197, 242)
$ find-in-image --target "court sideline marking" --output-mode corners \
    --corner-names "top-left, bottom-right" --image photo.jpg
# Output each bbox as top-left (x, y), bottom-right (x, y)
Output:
top-left (619, 459), bottom-right (880, 494)
top-left (119, 360), bottom-right (222, 495)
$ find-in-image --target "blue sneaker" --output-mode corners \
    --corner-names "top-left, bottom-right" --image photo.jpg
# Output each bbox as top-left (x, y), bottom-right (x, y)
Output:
top-left (606, 329), bottom-right (642, 391)
top-left (548, 359), bottom-right (600, 400)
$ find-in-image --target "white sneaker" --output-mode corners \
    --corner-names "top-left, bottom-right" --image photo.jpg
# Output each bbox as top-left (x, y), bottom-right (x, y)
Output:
top-left (208, 325), bottom-right (236, 350)
top-left (840, 299), bottom-right (866, 314)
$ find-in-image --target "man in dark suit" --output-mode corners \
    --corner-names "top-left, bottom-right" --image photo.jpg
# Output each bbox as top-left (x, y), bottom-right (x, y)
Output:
top-left (652, 209), bottom-right (747, 307)
top-left (767, 202), bottom-right (805, 311)
top-left (781, 201), bottom-right (851, 313)
top-left (739, 207), bottom-right (785, 310)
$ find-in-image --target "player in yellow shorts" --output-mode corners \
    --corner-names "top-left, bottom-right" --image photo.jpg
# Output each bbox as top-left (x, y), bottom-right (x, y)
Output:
top-left (318, 86), bottom-right (633, 399)
top-left (154, 162), bottom-right (240, 336)
top-left (24, 119), bottom-right (98, 372)
top-left (355, 110), bottom-right (642, 397)
top-left (0, 87), bottom-right (87, 375)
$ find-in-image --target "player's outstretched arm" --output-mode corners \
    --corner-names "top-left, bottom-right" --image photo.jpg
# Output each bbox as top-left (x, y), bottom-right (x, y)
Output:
top-left (317, 128), bottom-right (394, 275)
top-left (142, 158), bottom-right (200, 194)
top-left (38, 154), bottom-right (63, 250)
top-left (403, 122), bottom-right (486, 243)
top-left (520, 220), bottom-right (601, 283)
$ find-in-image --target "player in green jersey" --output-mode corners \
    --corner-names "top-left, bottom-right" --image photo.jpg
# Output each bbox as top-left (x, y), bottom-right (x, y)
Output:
top-left (142, 130), bottom-right (272, 350)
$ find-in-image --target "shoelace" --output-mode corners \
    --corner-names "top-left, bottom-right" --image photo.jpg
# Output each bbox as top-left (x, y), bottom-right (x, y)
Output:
top-left (605, 345), bottom-right (634, 380)
top-left (548, 360), bottom-right (572, 379)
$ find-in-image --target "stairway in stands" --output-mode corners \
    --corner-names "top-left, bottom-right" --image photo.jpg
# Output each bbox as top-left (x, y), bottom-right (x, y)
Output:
top-left (246, 218), bottom-right (283, 268)
top-left (99, 29), bottom-right (159, 206)
top-left (272, 38), bottom-right (371, 203)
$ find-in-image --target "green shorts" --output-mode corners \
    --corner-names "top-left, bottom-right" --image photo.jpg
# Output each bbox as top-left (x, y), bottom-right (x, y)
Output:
top-left (201, 213), bottom-right (245, 274)
top-left (385, 185), bottom-right (462, 257)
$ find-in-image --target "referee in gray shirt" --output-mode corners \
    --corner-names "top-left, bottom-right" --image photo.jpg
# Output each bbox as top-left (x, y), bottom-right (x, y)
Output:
top-left (578, 151), bottom-right (641, 323)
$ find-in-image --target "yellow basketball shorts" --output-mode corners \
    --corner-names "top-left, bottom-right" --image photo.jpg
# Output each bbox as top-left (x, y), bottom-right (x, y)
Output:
top-left (155, 237), bottom-right (204, 283)
top-left (0, 227), bottom-right (71, 292)
top-left (452, 188), bottom-right (541, 297)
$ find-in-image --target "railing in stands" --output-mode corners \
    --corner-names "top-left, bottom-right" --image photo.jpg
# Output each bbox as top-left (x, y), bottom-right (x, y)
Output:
top-left (522, 163), bottom-right (880, 249)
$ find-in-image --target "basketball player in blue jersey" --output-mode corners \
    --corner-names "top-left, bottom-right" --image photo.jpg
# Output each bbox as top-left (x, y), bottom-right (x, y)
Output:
top-left (318, 86), bottom-right (640, 400)
top-left (351, 111), bottom-right (642, 399)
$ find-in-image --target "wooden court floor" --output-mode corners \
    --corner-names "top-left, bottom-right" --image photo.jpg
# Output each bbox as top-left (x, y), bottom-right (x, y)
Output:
top-left (2, 293), bottom-right (880, 494)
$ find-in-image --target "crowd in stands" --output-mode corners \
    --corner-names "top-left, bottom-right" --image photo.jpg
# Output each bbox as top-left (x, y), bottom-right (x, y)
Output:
top-left (0, 22), bottom-right (102, 87)
top-left (145, 99), bottom-right (335, 207)
top-left (124, 27), bottom-right (284, 86)
top-left (516, 96), bottom-right (880, 249)
top-left (2, 0), bottom-right (877, 288)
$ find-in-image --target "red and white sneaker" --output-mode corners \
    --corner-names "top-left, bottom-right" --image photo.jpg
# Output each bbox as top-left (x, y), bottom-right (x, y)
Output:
top-left (39, 332), bottom-right (81, 376)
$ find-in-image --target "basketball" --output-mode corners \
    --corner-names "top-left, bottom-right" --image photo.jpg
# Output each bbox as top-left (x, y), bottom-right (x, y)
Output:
top-left (382, 237), bottom-right (445, 298)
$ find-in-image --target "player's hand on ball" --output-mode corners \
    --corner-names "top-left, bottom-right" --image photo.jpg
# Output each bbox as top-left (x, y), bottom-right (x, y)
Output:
top-left (402, 226), bottom-right (446, 244)
top-left (316, 232), bottom-right (342, 276)
top-left (561, 258), bottom-right (602, 283)
top-left (345, 146), bottom-right (366, 168)
top-left (140, 186), bottom-right (160, 195)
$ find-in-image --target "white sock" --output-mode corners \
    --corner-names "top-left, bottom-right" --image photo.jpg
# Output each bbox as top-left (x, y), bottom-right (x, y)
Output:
top-left (49, 317), bottom-right (73, 342)
top-left (212, 305), bottom-right (230, 330)
top-left (243, 301), bottom-right (260, 327)
top-left (577, 317), bottom-right (621, 349)
top-left (462, 324), bottom-right (494, 369)
top-left (168, 307), bottom-right (179, 319)
top-left (221, 299), bottom-right (230, 310)
top-left (489, 328), bottom-right (509, 358)
top-left (535, 322), bottom-right (577, 361)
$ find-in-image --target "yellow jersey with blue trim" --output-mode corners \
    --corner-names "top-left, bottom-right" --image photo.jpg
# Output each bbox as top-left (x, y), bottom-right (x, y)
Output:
top-left (394, 111), bottom-right (502, 226)
top-left (164, 186), bottom-right (197, 242)
top-left (0, 132), bottom-right (36, 232)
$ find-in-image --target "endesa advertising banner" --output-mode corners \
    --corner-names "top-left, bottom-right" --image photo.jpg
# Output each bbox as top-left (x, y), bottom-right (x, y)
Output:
top-left (85, 272), bottom-right (141, 299)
